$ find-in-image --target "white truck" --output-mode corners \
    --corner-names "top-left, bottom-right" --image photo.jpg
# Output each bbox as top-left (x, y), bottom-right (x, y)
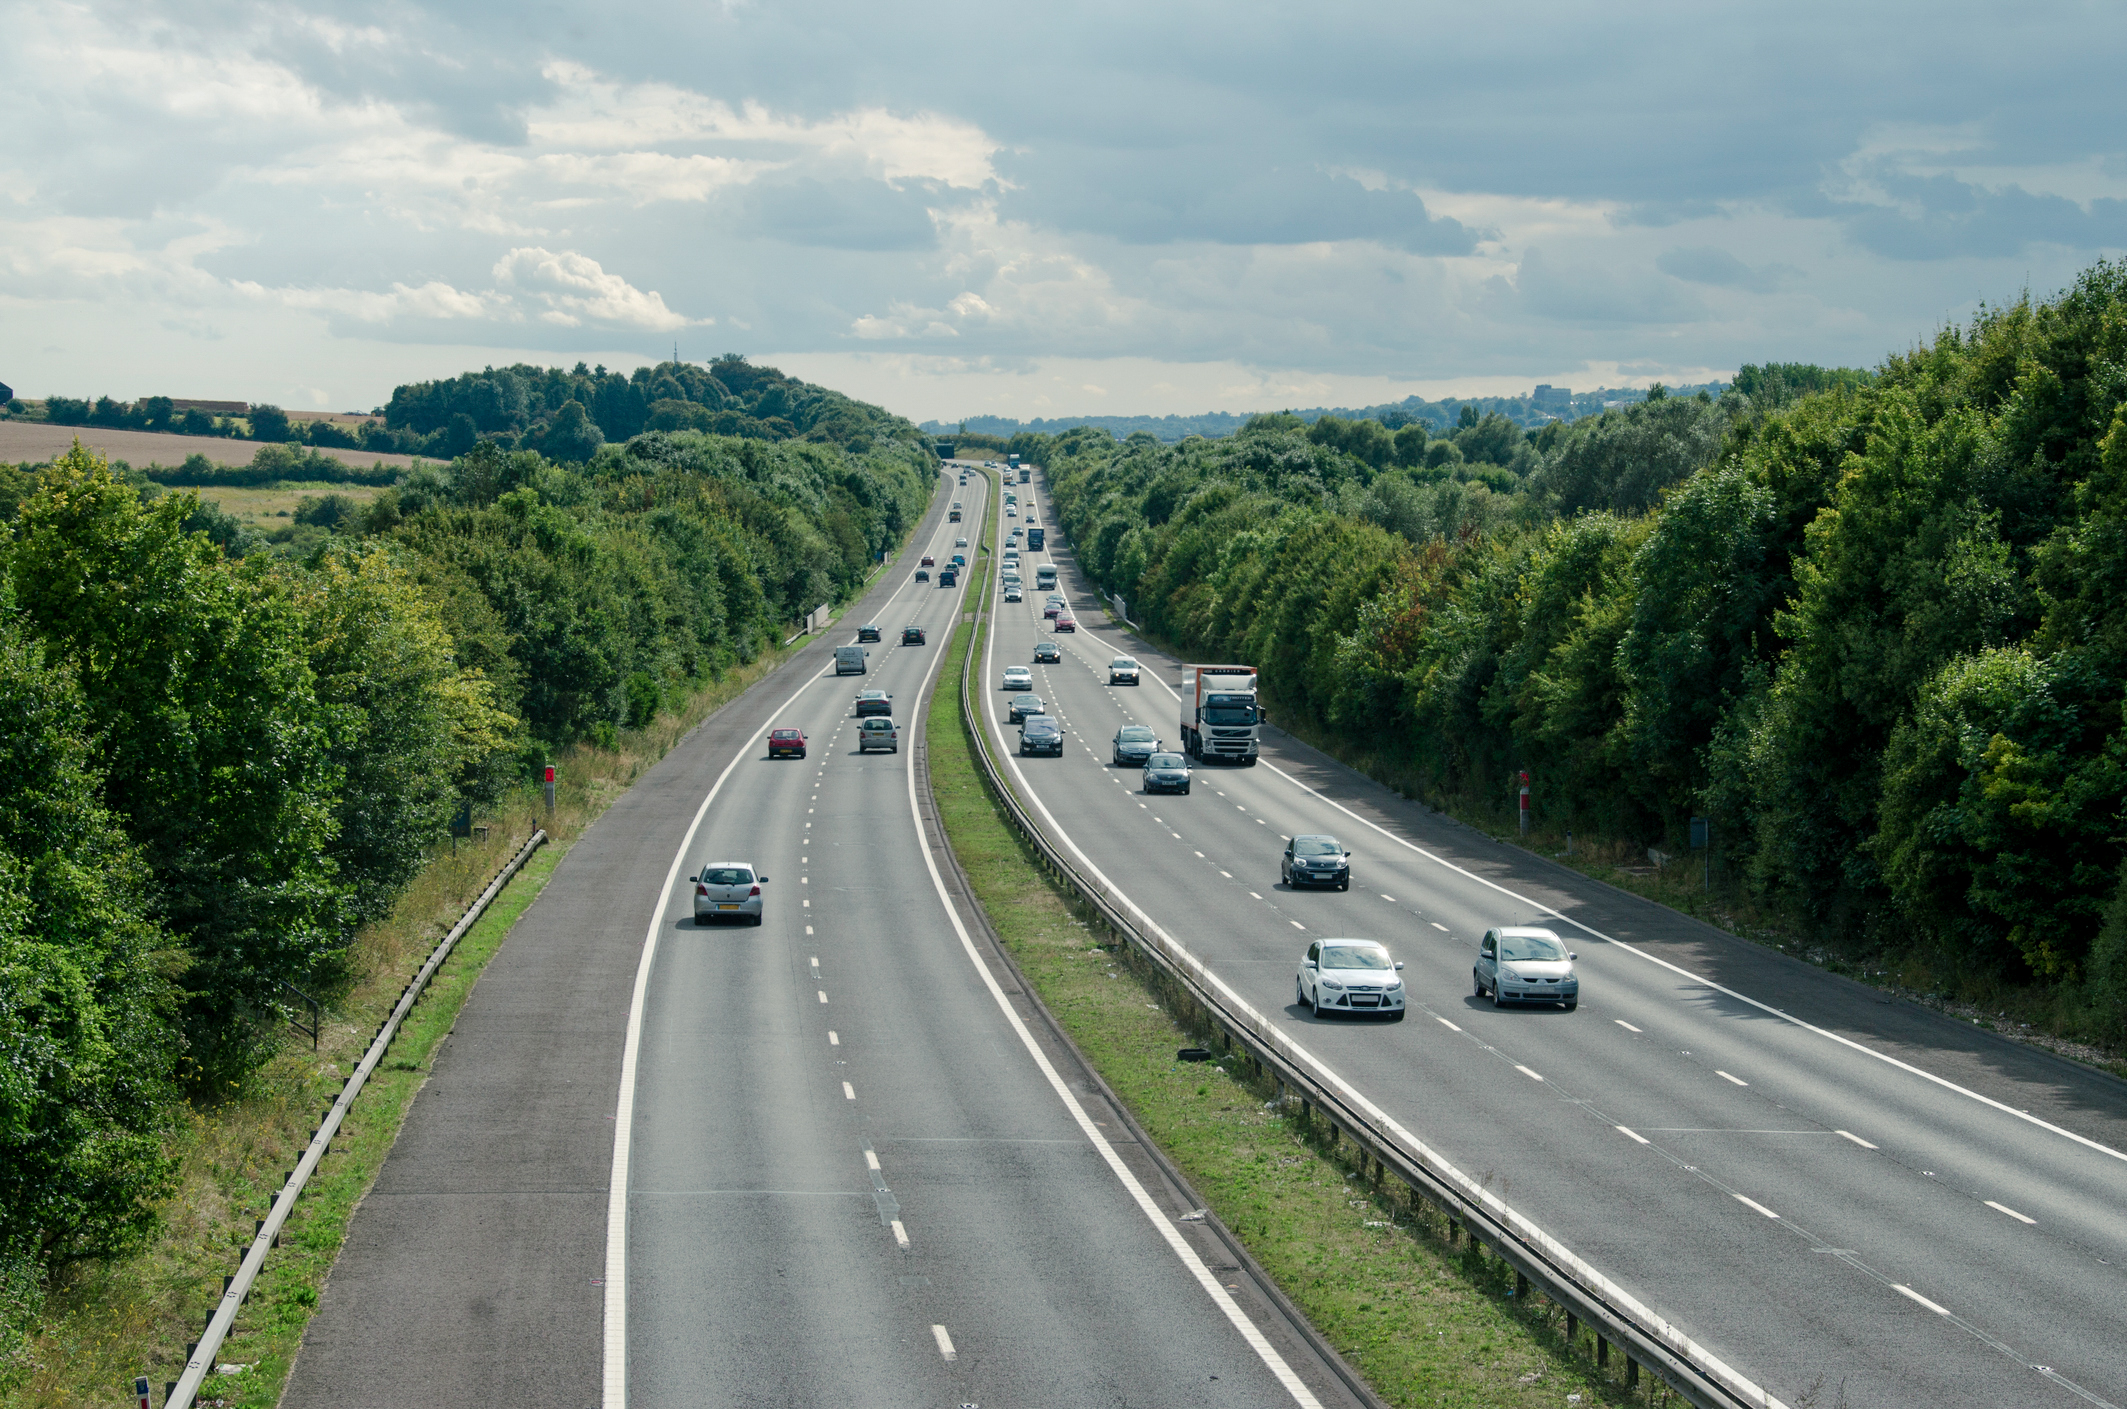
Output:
top-left (1178, 664), bottom-right (1261, 764)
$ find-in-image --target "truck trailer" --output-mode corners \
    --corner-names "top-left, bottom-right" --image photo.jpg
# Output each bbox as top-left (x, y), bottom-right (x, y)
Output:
top-left (1178, 664), bottom-right (1260, 763)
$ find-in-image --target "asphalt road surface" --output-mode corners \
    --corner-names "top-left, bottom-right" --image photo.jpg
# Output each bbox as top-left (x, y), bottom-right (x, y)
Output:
top-left (287, 464), bottom-right (1364, 1409)
top-left (985, 472), bottom-right (2127, 1409)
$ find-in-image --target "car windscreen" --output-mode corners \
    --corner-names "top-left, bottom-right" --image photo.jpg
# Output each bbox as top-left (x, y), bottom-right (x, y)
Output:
top-left (701, 868), bottom-right (753, 885)
top-left (1293, 838), bottom-right (1343, 857)
top-left (1499, 934), bottom-right (1567, 962)
top-left (1321, 945), bottom-right (1392, 970)
top-left (1201, 705), bottom-right (1255, 724)
top-left (1112, 657), bottom-right (1136, 668)
top-left (1147, 754), bottom-right (1185, 768)
top-left (1118, 726), bottom-right (1155, 741)
top-left (1024, 718), bottom-right (1060, 734)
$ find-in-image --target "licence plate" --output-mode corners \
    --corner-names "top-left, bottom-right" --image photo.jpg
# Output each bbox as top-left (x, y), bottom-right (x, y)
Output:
top-left (717, 903), bottom-right (740, 910)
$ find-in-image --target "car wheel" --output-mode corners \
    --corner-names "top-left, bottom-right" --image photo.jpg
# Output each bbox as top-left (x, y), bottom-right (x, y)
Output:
top-left (1181, 785), bottom-right (1190, 795)
top-left (1311, 990), bottom-right (1324, 1019)
top-left (1339, 879), bottom-right (1349, 892)
top-left (1473, 971), bottom-right (1485, 998)
top-left (1296, 975), bottom-right (1306, 1007)
top-left (1491, 983), bottom-right (1505, 1009)
top-left (751, 913), bottom-right (764, 927)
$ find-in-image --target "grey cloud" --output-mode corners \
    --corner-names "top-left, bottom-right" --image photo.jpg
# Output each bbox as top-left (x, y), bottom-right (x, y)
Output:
top-left (726, 177), bottom-right (942, 252)
top-left (1506, 248), bottom-right (1709, 327)
top-left (1658, 247), bottom-right (1799, 294)
top-left (1825, 169), bottom-right (2127, 261)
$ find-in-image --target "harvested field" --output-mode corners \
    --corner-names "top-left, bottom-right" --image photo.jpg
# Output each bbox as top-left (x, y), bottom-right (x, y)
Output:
top-left (0, 422), bottom-right (425, 472)
top-left (187, 480), bottom-right (386, 526)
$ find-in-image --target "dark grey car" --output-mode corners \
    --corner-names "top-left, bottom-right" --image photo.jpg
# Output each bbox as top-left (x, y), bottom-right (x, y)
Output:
top-left (1142, 751), bottom-right (1190, 794)
top-left (1282, 834), bottom-right (1350, 890)
top-left (1019, 716), bottom-right (1065, 756)
top-left (1111, 724), bottom-right (1158, 766)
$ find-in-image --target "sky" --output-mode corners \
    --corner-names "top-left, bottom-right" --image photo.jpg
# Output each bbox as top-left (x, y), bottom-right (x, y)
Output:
top-left (4, 0), bottom-right (2125, 422)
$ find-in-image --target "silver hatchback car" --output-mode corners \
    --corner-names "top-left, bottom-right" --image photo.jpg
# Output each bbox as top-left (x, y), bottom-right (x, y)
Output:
top-left (1473, 927), bottom-right (1578, 1009)
top-left (695, 862), bottom-right (769, 925)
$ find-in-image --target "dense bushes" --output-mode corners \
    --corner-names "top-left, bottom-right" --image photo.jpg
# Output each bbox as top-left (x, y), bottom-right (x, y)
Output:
top-left (0, 380), bottom-right (934, 1322)
top-left (1049, 261), bottom-right (2127, 1039)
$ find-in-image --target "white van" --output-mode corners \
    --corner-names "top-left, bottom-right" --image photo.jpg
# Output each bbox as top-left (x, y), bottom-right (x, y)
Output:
top-left (834, 645), bottom-right (868, 675)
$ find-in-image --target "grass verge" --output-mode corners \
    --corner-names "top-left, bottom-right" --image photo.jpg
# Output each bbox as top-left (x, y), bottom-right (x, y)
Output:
top-left (9, 634), bottom-right (813, 1408)
top-left (934, 486), bottom-right (1666, 1407)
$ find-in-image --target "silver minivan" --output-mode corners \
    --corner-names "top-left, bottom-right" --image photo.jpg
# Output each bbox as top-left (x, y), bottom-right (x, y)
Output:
top-left (1473, 927), bottom-right (1578, 1010)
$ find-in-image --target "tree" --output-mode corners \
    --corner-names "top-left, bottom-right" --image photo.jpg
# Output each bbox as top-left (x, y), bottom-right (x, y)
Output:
top-left (248, 404), bottom-right (291, 442)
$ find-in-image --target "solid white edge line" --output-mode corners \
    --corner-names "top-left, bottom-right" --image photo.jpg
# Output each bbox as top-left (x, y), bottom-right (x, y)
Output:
top-left (1235, 751), bottom-right (2127, 1168)
top-left (956, 483), bottom-right (1324, 1408)
top-left (1893, 1284), bottom-right (1950, 1315)
top-left (985, 517), bottom-right (1784, 1409)
top-left (603, 481), bottom-right (973, 1409)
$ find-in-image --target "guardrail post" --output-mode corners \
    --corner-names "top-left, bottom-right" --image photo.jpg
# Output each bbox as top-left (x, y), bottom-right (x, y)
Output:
top-left (1625, 1355), bottom-right (1639, 1389)
top-left (1597, 1334), bottom-right (1609, 1370)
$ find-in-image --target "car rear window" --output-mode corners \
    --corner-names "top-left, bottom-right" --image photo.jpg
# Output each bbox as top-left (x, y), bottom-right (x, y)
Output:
top-left (772, 730), bottom-right (799, 739)
top-left (701, 867), bottom-right (753, 885)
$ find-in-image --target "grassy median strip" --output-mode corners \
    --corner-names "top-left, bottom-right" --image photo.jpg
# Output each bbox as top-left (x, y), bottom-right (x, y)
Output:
top-left (11, 638), bottom-right (806, 1409)
top-left (926, 487), bottom-right (1660, 1407)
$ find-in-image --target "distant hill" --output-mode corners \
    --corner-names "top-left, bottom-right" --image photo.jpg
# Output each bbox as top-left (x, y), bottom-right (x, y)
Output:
top-left (923, 381), bottom-right (1730, 444)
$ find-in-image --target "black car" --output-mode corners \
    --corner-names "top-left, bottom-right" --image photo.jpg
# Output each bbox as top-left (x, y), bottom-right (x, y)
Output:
top-left (1282, 834), bottom-right (1351, 890)
top-left (915, 568), bottom-right (930, 582)
top-left (857, 623), bottom-right (882, 642)
top-left (854, 689), bottom-right (893, 717)
top-left (1008, 694), bottom-right (1046, 724)
top-left (1019, 716), bottom-right (1065, 756)
top-left (902, 625), bottom-right (926, 645)
top-left (1142, 752), bottom-right (1190, 795)
top-left (1032, 641), bottom-right (1061, 663)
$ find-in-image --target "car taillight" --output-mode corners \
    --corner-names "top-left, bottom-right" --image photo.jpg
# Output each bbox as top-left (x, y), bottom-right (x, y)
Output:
top-left (748, 885), bottom-right (761, 897)
top-left (695, 884), bottom-right (708, 896)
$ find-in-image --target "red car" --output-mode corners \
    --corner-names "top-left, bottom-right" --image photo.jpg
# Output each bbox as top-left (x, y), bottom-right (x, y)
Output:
top-left (1044, 602), bottom-right (1062, 619)
top-left (768, 727), bottom-right (807, 759)
top-left (1054, 616), bottom-right (1077, 632)
top-left (921, 554), bottom-right (935, 566)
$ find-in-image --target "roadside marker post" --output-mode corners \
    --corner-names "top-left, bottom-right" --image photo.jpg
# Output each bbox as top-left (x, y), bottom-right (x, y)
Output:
top-left (544, 764), bottom-right (556, 817)
top-left (1518, 771), bottom-right (1531, 837)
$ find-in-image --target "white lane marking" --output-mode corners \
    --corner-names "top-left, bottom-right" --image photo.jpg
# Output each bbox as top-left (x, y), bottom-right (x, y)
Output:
top-left (1256, 818), bottom-right (1266, 824)
top-left (1893, 1284), bottom-right (1950, 1315)
top-left (603, 661), bottom-right (840, 1409)
top-left (817, 990), bottom-right (828, 1004)
top-left (1617, 1125), bottom-right (1651, 1144)
top-left (1172, 832), bottom-right (1183, 840)
top-left (1515, 1064), bottom-right (1544, 1082)
top-left (892, 1219), bottom-right (910, 1249)
top-left (1985, 1200), bottom-right (2037, 1224)
top-left (1224, 752), bottom-right (2127, 1170)
top-left (809, 956), bottom-right (818, 968)
top-left (1615, 1019), bottom-right (1642, 1033)
top-left (931, 1324), bottom-right (956, 1360)
top-left (1735, 1194), bottom-right (1781, 1220)
top-left (1279, 834), bottom-right (1291, 841)
top-left (1380, 894), bottom-right (1395, 902)
top-left (1434, 1016), bottom-right (1461, 1031)
top-left (1835, 1130), bottom-right (1879, 1149)
top-left (801, 876), bottom-right (809, 884)
top-left (828, 1031), bottom-right (839, 1046)
top-left (865, 1149), bottom-right (881, 1171)
top-left (1430, 922), bottom-right (1449, 932)
top-left (1249, 891), bottom-right (1263, 900)
top-left (842, 1081), bottom-right (855, 1100)
top-left (805, 925), bottom-right (814, 935)
top-left (1220, 870), bottom-right (1233, 878)
top-left (1717, 1070), bottom-right (1749, 1087)
top-left (1290, 921), bottom-right (1305, 930)
top-left (955, 566), bottom-right (1324, 1408)
top-left (802, 898), bottom-right (810, 907)
top-left (1195, 850), bottom-right (1206, 858)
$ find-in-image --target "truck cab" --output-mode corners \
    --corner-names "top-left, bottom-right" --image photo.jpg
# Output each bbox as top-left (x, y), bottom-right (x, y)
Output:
top-left (1179, 664), bottom-right (1260, 764)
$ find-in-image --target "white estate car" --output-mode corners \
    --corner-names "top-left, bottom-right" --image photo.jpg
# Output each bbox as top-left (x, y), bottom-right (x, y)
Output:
top-left (1296, 938), bottom-right (1405, 1019)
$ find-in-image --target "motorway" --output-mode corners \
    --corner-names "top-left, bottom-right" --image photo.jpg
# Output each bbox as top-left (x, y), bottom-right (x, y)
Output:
top-left (985, 470), bottom-right (2127, 1409)
top-left (286, 464), bottom-right (1363, 1409)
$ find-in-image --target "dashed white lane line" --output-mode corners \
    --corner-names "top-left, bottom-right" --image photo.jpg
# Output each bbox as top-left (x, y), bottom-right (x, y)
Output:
top-left (931, 1325), bottom-right (957, 1361)
top-left (1430, 922), bottom-right (1449, 932)
top-left (1248, 891), bottom-right (1263, 900)
top-left (864, 1149), bottom-right (881, 1171)
top-left (1735, 1194), bottom-right (1781, 1219)
top-left (1717, 1070), bottom-right (1749, 1087)
top-left (817, 990), bottom-right (828, 1004)
top-left (1615, 1019), bottom-right (1642, 1033)
top-left (892, 1219), bottom-right (911, 1249)
top-left (1985, 1200), bottom-right (2037, 1224)
top-left (1893, 1284), bottom-right (1950, 1315)
top-left (803, 898), bottom-right (811, 908)
top-left (1616, 1125), bottom-right (1651, 1144)
top-left (1380, 894), bottom-right (1396, 902)
top-left (1434, 1016), bottom-right (1461, 1031)
top-left (1835, 1129), bottom-right (1879, 1149)
top-left (1172, 832), bottom-right (1183, 839)
top-left (828, 1031), bottom-right (839, 1045)
top-left (1220, 870), bottom-right (1233, 878)
top-left (1290, 921), bottom-right (1305, 930)
top-left (842, 1081), bottom-right (856, 1100)
top-left (1514, 1064), bottom-right (1544, 1082)
top-left (1256, 818), bottom-right (1266, 824)
top-left (806, 925), bottom-right (814, 935)
top-left (1195, 850), bottom-right (1206, 858)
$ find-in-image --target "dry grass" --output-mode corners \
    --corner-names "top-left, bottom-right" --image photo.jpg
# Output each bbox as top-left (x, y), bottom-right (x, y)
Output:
top-left (174, 481), bottom-right (385, 527)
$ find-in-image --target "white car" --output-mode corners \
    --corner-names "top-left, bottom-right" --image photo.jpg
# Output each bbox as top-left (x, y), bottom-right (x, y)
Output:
top-left (694, 862), bottom-right (768, 926)
top-left (1001, 665), bottom-right (1033, 690)
top-left (1004, 585), bottom-right (1023, 602)
top-left (1296, 938), bottom-right (1405, 1020)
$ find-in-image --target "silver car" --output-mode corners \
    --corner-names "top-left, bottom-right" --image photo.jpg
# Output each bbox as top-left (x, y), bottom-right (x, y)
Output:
top-left (857, 717), bottom-right (898, 753)
top-left (1111, 724), bottom-right (1158, 766)
top-left (1473, 927), bottom-right (1579, 1010)
top-left (1109, 655), bottom-right (1141, 685)
top-left (694, 862), bottom-right (768, 926)
top-left (1296, 938), bottom-right (1405, 1019)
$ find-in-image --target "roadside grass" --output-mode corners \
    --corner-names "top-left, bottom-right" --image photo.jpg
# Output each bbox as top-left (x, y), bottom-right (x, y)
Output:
top-left (935, 484), bottom-right (1661, 1407)
top-left (8, 637), bottom-right (812, 1408)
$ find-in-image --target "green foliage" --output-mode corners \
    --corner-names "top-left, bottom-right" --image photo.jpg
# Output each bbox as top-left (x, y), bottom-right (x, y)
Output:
top-left (247, 404), bottom-right (292, 443)
top-left (1051, 260), bottom-right (2127, 1017)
